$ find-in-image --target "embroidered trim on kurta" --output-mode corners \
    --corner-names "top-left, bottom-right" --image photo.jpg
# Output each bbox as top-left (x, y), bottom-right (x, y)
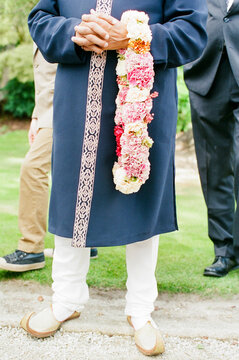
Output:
top-left (72, 0), bottom-right (113, 247)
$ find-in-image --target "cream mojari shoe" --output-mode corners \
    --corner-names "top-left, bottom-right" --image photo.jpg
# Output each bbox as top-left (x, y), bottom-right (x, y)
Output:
top-left (127, 316), bottom-right (165, 356)
top-left (20, 307), bottom-right (80, 338)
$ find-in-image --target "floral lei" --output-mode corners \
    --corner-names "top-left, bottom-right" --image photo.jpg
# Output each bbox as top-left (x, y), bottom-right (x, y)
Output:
top-left (112, 11), bottom-right (158, 194)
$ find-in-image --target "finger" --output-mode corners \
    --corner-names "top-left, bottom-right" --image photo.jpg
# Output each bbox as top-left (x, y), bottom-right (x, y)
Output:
top-left (75, 23), bottom-right (109, 40)
top-left (82, 14), bottom-right (112, 29)
top-left (72, 36), bottom-right (104, 54)
top-left (71, 36), bottom-right (93, 47)
top-left (84, 33), bottom-right (108, 48)
top-left (74, 25), bottom-right (93, 36)
top-left (82, 45), bottom-right (104, 54)
top-left (84, 22), bottom-right (109, 40)
top-left (81, 46), bottom-right (91, 51)
top-left (95, 12), bottom-right (119, 25)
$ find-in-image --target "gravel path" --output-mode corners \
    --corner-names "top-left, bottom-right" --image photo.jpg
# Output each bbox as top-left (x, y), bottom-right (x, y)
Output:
top-left (1, 326), bottom-right (239, 360)
top-left (1, 282), bottom-right (239, 360)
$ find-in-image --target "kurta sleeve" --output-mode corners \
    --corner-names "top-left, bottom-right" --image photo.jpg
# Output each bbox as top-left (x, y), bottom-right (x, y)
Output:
top-left (150, 0), bottom-right (208, 68)
top-left (28, 0), bottom-right (86, 64)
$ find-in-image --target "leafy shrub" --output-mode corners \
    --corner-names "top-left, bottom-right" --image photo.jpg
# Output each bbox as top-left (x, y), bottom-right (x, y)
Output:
top-left (0, 0), bottom-right (37, 47)
top-left (177, 67), bottom-right (191, 132)
top-left (1, 78), bottom-right (34, 118)
top-left (0, 43), bottom-right (33, 83)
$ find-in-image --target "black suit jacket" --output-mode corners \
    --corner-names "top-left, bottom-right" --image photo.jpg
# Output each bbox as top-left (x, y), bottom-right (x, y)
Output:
top-left (184, 0), bottom-right (239, 96)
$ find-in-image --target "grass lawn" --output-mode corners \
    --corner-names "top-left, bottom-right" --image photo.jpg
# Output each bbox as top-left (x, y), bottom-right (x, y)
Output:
top-left (0, 129), bottom-right (239, 296)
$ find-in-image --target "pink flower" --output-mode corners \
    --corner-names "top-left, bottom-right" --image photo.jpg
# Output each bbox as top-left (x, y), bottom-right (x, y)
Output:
top-left (121, 102), bottom-right (148, 123)
top-left (126, 52), bottom-right (153, 73)
top-left (145, 97), bottom-right (153, 112)
top-left (114, 109), bottom-right (123, 126)
top-left (114, 125), bottom-right (124, 157)
top-left (127, 67), bottom-right (154, 89)
top-left (145, 113), bottom-right (153, 124)
top-left (118, 87), bottom-right (129, 104)
top-left (119, 155), bottom-right (150, 182)
top-left (118, 49), bottom-right (127, 56)
top-left (117, 76), bottom-right (128, 86)
top-left (150, 91), bottom-right (159, 98)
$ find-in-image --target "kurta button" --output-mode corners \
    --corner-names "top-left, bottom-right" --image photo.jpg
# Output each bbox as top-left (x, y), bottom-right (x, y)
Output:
top-left (223, 17), bottom-right (230, 22)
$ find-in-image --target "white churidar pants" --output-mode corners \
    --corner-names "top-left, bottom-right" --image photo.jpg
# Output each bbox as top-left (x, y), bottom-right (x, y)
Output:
top-left (52, 235), bottom-right (159, 325)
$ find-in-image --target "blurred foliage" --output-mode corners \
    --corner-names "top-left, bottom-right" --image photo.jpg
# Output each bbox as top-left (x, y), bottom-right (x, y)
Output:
top-left (0, 0), bottom-right (37, 46)
top-left (1, 78), bottom-right (35, 118)
top-left (0, 0), bottom-right (37, 82)
top-left (177, 67), bottom-right (191, 132)
top-left (0, 0), bottom-right (37, 118)
top-left (0, 44), bottom-right (33, 82)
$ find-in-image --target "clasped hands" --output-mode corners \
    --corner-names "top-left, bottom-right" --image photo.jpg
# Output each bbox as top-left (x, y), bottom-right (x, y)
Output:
top-left (71, 10), bottom-right (129, 54)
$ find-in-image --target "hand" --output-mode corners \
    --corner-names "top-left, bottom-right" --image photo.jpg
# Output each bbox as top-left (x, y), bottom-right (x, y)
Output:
top-left (71, 11), bottom-right (128, 54)
top-left (82, 12), bottom-right (129, 51)
top-left (94, 12), bottom-right (129, 50)
top-left (28, 118), bottom-right (38, 146)
top-left (72, 16), bottom-right (111, 54)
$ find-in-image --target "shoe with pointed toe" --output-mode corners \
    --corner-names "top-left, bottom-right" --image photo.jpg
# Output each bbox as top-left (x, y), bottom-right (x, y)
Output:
top-left (20, 307), bottom-right (80, 338)
top-left (127, 316), bottom-right (165, 356)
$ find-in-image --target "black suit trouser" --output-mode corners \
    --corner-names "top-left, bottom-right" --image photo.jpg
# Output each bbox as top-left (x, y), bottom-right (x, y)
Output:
top-left (189, 52), bottom-right (239, 261)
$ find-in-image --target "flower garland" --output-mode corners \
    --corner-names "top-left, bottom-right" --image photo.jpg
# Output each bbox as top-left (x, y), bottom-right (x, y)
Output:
top-left (112, 10), bottom-right (158, 194)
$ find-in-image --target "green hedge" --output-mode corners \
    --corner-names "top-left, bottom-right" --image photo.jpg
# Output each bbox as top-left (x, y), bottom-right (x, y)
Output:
top-left (1, 78), bottom-right (34, 118)
top-left (0, 43), bottom-right (33, 83)
top-left (177, 67), bottom-right (191, 132)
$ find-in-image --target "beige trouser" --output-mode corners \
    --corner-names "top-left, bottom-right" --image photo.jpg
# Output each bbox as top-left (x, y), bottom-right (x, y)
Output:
top-left (18, 128), bottom-right (52, 253)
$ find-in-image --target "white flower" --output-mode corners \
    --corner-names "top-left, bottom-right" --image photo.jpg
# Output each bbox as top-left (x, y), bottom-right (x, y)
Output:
top-left (121, 11), bottom-right (149, 26)
top-left (116, 59), bottom-right (127, 76)
top-left (126, 87), bottom-right (150, 103)
top-left (112, 163), bottom-right (127, 182)
top-left (116, 180), bottom-right (142, 194)
top-left (142, 136), bottom-right (154, 148)
top-left (121, 11), bottom-right (151, 42)
top-left (115, 94), bottom-right (121, 107)
top-left (124, 122), bottom-right (147, 135)
top-left (127, 23), bottom-right (152, 42)
top-left (113, 165), bottom-right (142, 194)
top-left (112, 163), bottom-right (142, 194)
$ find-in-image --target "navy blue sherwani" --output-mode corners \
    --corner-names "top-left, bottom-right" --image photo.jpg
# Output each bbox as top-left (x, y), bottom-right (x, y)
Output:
top-left (28, 0), bottom-right (207, 247)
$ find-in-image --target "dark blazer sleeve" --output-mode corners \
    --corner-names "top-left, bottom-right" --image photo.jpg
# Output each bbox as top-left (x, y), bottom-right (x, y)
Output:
top-left (28, 0), bottom-right (86, 64)
top-left (150, 0), bottom-right (208, 68)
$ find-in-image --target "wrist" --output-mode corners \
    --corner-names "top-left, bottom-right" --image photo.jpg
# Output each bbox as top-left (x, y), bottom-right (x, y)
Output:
top-left (114, 38), bottom-right (129, 50)
top-left (121, 38), bottom-right (129, 49)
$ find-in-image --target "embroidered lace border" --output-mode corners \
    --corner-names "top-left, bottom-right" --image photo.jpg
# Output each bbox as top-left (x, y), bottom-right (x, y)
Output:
top-left (72, 0), bottom-right (113, 247)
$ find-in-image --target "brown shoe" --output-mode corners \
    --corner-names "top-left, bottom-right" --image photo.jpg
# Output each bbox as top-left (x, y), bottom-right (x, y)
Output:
top-left (127, 316), bottom-right (165, 356)
top-left (20, 307), bottom-right (80, 338)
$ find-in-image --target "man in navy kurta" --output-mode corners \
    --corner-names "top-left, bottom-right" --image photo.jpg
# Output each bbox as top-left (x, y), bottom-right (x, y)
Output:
top-left (21, 0), bottom-right (208, 356)
top-left (28, 0), bottom-right (207, 249)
